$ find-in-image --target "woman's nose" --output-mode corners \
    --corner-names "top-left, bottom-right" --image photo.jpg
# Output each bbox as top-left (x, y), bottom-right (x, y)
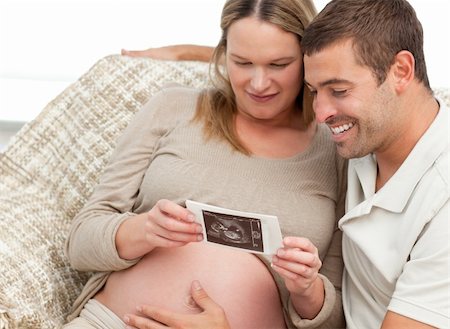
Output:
top-left (250, 68), bottom-right (270, 92)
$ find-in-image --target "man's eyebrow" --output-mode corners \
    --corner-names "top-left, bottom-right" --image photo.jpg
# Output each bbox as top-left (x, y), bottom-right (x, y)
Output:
top-left (305, 78), bottom-right (352, 88)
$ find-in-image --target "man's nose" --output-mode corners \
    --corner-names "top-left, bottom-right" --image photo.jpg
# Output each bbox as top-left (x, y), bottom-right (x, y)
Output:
top-left (314, 93), bottom-right (336, 123)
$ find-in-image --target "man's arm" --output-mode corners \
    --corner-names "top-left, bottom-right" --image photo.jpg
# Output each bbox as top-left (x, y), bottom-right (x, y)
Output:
top-left (123, 281), bottom-right (231, 329)
top-left (381, 311), bottom-right (437, 329)
top-left (121, 44), bottom-right (214, 62)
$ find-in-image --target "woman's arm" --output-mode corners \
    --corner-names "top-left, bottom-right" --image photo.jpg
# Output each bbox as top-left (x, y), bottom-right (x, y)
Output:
top-left (121, 44), bottom-right (214, 62)
top-left (275, 228), bottom-right (345, 328)
top-left (271, 236), bottom-right (325, 320)
top-left (65, 89), bottom-right (202, 272)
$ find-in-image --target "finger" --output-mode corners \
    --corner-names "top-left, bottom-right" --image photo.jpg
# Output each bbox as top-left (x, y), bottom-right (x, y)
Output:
top-left (271, 257), bottom-right (314, 280)
top-left (147, 210), bottom-right (203, 235)
top-left (156, 199), bottom-right (196, 223)
top-left (282, 236), bottom-right (318, 254)
top-left (124, 313), bottom-right (167, 329)
top-left (159, 217), bottom-right (203, 236)
top-left (145, 216), bottom-right (203, 242)
top-left (138, 305), bottom-right (184, 328)
top-left (190, 281), bottom-right (224, 317)
top-left (275, 248), bottom-right (320, 268)
top-left (190, 280), bottom-right (210, 309)
top-left (155, 231), bottom-right (203, 246)
top-left (271, 262), bottom-right (302, 281)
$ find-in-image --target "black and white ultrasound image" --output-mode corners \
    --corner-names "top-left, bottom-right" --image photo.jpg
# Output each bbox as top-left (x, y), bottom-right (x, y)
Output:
top-left (202, 210), bottom-right (264, 252)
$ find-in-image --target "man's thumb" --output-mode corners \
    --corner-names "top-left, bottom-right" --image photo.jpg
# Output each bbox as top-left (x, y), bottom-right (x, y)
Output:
top-left (190, 280), bottom-right (212, 309)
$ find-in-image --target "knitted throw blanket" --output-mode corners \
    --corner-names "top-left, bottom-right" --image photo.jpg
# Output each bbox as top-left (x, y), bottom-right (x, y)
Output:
top-left (0, 55), bottom-right (210, 328)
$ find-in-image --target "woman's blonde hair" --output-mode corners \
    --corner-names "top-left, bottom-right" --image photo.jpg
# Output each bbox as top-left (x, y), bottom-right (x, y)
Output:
top-left (195, 0), bottom-right (317, 154)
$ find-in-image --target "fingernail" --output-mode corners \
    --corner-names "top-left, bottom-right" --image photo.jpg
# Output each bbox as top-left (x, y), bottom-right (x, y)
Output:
top-left (123, 315), bottom-right (130, 324)
top-left (192, 280), bottom-right (202, 290)
top-left (277, 249), bottom-right (285, 257)
top-left (187, 214), bottom-right (195, 222)
top-left (197, 233), bottom-right (204, 241)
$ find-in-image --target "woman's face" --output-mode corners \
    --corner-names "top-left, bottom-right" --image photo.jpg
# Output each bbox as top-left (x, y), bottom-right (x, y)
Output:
top-left (226, 16), bottom-right (303, 124)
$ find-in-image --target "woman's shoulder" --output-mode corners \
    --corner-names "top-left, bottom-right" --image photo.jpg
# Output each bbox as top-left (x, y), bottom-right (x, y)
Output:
top-left (314, 123), bottom-right (335, 149)
top-left (138, 84), bottom-right (202, 119)
top-left (155, 83), bottom-right (202, 103)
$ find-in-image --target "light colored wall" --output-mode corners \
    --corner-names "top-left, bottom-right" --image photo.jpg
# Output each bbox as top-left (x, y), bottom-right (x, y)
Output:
top-left (0, 0), bottom-right (449, 123)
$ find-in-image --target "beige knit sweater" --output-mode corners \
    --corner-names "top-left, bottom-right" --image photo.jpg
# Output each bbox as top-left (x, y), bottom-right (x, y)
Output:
top-left (65, 86), bottom-right (347, 328)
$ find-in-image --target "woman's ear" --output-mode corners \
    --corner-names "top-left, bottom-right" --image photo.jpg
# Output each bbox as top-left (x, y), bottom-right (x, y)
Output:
top-left (391, 50), bottom-right (415, 93)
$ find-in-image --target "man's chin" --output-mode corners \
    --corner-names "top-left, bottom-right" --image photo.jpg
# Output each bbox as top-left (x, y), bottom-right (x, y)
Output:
top-left (336, 143), bottom-right (366, 159)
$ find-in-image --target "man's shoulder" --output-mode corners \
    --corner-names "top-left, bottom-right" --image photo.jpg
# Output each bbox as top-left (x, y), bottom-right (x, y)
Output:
top-left (434, 143), bottom-right (449, 191)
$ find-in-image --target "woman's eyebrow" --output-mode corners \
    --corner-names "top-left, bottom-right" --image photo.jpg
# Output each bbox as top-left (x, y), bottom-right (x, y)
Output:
top-left (229, 53), bottom-right (296, 62)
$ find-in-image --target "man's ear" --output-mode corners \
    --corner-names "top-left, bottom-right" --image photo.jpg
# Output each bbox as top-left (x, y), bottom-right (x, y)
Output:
top-left (391, 50), bottom-right (415, 93)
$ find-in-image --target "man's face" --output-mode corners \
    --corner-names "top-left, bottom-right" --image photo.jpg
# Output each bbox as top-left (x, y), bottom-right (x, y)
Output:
top-left (304, 40), bottom-right (399, 159)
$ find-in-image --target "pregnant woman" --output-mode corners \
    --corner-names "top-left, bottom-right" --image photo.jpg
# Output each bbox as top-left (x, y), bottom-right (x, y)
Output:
top-left (64, 0), bottom-right (346, 328)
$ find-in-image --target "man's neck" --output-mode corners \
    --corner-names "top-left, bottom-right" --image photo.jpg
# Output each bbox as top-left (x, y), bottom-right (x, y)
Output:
top-left (375, 91), bottom-right (439, 191)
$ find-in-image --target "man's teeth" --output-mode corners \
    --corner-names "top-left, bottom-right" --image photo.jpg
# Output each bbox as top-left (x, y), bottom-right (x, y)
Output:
top-left (331, 122), bottom-right (354, 134)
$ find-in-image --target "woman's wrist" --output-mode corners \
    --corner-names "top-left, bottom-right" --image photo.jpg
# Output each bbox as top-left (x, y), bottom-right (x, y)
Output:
top-left (290, 276), bottom-right (325, 320)
top-left (115, 213), bottom-right (154, 260)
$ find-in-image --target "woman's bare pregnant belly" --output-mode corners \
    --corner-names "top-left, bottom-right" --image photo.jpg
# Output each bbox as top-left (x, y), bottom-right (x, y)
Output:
top-left (95, 242), bottom-right (286, 329)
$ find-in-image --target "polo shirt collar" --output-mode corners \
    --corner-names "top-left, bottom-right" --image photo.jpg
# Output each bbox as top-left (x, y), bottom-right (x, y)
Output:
top-left (343, 98), bottom-right (448, 218)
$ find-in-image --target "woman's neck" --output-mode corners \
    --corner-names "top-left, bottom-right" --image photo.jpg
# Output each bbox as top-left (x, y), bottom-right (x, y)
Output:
top-left (235, 112), bottom-right (317, 158)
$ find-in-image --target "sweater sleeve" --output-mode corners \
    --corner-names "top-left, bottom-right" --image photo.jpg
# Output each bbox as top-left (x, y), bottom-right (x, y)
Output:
top-left (65, 87), bottom-right (183, 272)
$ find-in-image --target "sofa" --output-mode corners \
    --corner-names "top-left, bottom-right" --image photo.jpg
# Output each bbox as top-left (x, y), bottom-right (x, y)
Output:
top-left (0, 54), bottom-right (448, 328)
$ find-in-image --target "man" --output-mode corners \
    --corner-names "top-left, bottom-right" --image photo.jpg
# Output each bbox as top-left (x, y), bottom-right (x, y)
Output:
top-left (122, 1), bottom-right (449, 328)
top-left (301, 0), bottom-right (449, 328)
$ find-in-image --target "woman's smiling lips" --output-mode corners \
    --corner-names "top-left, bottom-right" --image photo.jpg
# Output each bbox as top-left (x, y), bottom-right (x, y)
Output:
top-left (247, 92), bottom-right (278, 103)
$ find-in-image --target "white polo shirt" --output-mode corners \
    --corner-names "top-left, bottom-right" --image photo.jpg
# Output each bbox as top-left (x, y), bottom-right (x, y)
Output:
top-left (340, 99), bottom-right (449, 329)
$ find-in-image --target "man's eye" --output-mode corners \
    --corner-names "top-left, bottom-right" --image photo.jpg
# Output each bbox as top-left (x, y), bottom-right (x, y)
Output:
top-left (333, 89), bottom-right (347, 97)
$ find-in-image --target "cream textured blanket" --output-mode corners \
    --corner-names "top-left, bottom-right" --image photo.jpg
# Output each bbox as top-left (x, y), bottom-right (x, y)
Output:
top-left (0, 54), bottom-right (448, 328)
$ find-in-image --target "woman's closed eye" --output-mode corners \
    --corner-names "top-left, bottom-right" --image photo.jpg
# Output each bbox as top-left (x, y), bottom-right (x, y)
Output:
top-left (270, 63), bottom-right (289, 68)
top-left (234, 61), bottom-right (252, 66)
